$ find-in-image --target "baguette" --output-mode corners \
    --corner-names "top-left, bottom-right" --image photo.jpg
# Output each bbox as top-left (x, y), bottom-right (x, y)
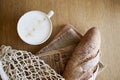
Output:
top-left (63, 27), bottom-right (101, 80)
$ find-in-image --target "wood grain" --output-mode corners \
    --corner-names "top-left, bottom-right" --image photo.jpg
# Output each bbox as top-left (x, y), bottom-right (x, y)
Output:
top-left (0, 0), bottom-right (120, 80)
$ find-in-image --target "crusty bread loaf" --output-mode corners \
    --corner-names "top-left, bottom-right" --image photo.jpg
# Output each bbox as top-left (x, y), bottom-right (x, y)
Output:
top-left (63, 27), bottom-right (101, 80)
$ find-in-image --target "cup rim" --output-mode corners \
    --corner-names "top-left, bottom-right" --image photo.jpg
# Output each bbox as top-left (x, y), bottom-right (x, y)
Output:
top-left (17, 10), bottom-right (53, 45)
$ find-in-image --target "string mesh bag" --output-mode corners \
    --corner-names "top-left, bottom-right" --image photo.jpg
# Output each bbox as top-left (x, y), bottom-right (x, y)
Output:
top-left (0, 45), bottom-right (65, 80)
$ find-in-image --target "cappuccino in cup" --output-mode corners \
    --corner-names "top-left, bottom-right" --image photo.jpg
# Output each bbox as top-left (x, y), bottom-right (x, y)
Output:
top-left (17, 10), bottom-right (54, 45)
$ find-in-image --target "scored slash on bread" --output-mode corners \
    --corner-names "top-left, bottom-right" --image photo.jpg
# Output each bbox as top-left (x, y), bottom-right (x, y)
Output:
top-left (63, 27), bottom-right (103, 80)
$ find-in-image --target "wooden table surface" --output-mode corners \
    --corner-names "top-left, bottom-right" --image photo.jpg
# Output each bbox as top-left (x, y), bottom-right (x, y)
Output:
top-left (0, 0), bottom-right (120, 80)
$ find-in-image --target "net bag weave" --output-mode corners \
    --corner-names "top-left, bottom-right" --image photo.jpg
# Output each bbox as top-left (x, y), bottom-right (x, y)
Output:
top-left (0, 45), bottom-right (64, 80)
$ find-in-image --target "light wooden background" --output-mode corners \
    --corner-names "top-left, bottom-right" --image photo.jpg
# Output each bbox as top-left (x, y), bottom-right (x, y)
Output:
top-left (0, 0), bottom-right (120, 80)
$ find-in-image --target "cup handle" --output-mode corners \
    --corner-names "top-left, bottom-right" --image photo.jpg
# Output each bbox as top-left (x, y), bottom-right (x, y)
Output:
top-left (47, 10), bottom-right (54, 18)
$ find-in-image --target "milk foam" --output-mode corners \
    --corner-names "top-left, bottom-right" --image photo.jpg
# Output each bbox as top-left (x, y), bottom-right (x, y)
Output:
top-left (17, 11), bottom-right (52, 45)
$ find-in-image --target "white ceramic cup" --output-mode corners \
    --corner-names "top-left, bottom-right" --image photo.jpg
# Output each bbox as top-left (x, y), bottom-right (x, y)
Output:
top-left (17, 10), bottom-right (54, 45)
